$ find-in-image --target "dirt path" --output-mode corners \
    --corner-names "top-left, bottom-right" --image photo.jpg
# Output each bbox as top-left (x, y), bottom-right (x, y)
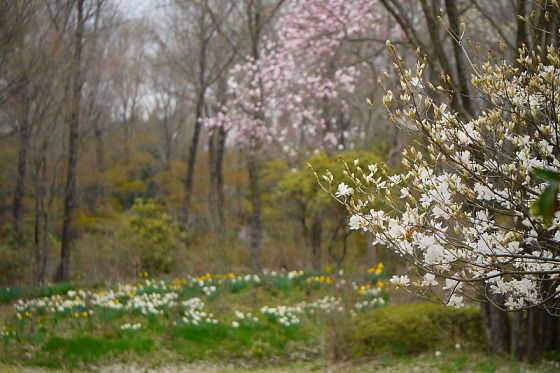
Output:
top-left (1, 359), bottom-right (556, 373)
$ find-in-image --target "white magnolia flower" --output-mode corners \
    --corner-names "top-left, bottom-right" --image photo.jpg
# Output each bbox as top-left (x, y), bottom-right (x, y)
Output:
top-left (336, 182), bottom-right (353, 197)
top-left (446, 294), bottom-right (464, 308)
top-left (349, 214), bottom-right (368, 230)
top-left (390, 275), bottom-right (410, 288)
top-left (421, 273), bottom-right (438, 287)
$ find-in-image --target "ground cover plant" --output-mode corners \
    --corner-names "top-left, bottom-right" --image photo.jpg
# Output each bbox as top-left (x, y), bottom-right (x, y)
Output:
top-left (2, 270), bottom-right (558, 373)
top-left (2, 268), bottom-right (559, 372)
top-left (0, 266), bottom-right (397, 370)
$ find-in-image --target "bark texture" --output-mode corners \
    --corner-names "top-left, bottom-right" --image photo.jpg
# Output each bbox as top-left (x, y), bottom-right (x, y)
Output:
top-left (55, 0), bottom-right (84, 283)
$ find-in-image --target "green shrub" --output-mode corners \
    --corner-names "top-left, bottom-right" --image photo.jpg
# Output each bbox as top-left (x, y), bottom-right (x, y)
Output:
top-left (351, 302), bottom-right (482, 356)
top-left (0, 226), bottom-right (25, 286)
top-left (124, 198), bottom-right (186, 274)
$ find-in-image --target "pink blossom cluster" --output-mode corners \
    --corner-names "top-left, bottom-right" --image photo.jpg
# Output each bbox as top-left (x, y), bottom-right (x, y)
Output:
top-left (204, 0), bottom-right (390, 153)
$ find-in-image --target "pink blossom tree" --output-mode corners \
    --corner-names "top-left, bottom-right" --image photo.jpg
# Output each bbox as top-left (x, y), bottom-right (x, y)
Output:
top-left (204, 0), bottom-right (394, 271)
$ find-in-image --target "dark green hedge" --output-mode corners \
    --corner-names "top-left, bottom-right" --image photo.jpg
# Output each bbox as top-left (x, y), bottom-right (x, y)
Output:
top-left (351, 302), bottom-right (483, 356)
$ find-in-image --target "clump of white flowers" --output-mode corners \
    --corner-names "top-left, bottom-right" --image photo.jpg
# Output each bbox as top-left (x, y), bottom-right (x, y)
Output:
top-left (120, 322), bottom-right (142, 331)
top-left (202, 285), bottom-right (217, 297)
top-left (128, 292), bottom-right (178, 316)
top-left (287, 270), bottom-right (305, 280)
top-left (259, 296), bottom-right (356, 326)
top-left (233, 310), bottom-right (259, 327)
top-left (354, 298), bottom-right (386, 312)
top-left (180, 297), bottom-right (218, 326)
top-left (1, 326), bottom-right (15, 338)
top-left (261, 306), bottom-right (301, 328)
top-left (324, 41), bottom-right (560, 312)
top-left (305, 296), bottom-right (344, 313)
top-left (227, 274), bottom-right (261, 292)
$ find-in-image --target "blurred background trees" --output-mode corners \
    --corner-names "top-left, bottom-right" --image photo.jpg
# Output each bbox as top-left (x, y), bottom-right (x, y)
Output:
top-left (0, 0), bottom-right (553, 299)
top-left (0, 0), bottom-right (388, 283)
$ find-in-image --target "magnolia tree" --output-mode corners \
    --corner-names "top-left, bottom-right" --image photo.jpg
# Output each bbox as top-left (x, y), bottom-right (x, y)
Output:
top-left (326, 42), bottom-right (560, 313)
top-left (204, 0), bottom-right (391, 153)
top-left (204, 0), bottom-right (393, 271)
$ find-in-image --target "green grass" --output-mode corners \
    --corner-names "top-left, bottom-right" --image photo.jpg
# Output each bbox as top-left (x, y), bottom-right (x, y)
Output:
top-left (0, 283), bottom-right (77, 304)
top-left (0, 276), bottom-right (333, 369)
top-left (0, 287), bottom-right (22, 304)
top-left (34, 335), bottom-right (155, 368)
top-left (170, 320), bottom-right (311, 362)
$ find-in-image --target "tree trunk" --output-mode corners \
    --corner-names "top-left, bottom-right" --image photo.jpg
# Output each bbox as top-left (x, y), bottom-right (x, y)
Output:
top-left (33, 175), bottom-right (43, 285)
top-left (34, 191), bottom-right (40, 279)
top-left (182, 97), bottom-right (204, 227)
top-left (12, 103), bottom-right (30, 248)
top-left (444, 0), bottom-right (474, 117)
top-left (417, 0), bottom-right (456, 102)
top-left (525, 308), bottom-right (560, 361)
top-left (94, 121), bottom-right (104, 172)
top-left (510, 311), bottom-right (525, 360)
top-left (247, 154), bottom-right (262, 272)
top-left (515, 0), bottom-right (527, 51)
top-left (208, 124), bottom-right (226, 237)
top-left (208, 75), bottom-right (228, 237)
top-left (481, 300), bottom-right (510, 355)
top-left (310, 212), bottom-right (322, 270)
top-left (337, 229), bottom-right (349, 270)
top-left (34, 192), bottom-right (49, 286)
top-left (55, 0), bottom-right (84, 283)
top-left (39, 213), bottom-right (49, 285)
top-left (526, 308), bottom-right (545, 361)
top-left (162, 114), bottom-right (173, 169)
top-left (35, 147), bottom-right (50, 286)
top-left (366, 234), bottom-right (378, 266)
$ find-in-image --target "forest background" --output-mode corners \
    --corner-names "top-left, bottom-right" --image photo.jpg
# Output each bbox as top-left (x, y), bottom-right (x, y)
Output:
top-left (0, 0), bottom-right (547, 296)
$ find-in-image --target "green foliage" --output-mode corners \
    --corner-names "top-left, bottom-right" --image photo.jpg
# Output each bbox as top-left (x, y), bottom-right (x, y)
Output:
top-left (351, 303), bottom-right (482, 356)
top-left (532, 168), bottom-right (560, 224)
top-left (0, 283), bottom-right (76, 304)
top-left (266, 273), bottom-right (293, 294)
top-left (103, 137), bottom-right (160, 210)
top-left (34, 283), bottom-right (77, 298)
top-left (279, 150), bottom-right (385, 210)
top-left (273, 150), bottom-right (387, 268)
top-left (124, 198), bottom-right (186, 273)
top-left (0, 225), bottom-right (27, 286)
